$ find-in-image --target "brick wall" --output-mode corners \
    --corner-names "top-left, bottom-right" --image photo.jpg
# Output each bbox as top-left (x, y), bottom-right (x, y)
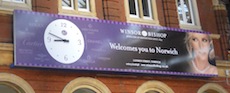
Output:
top-left (160, 0), bottom-right (179, 28)
top-left (196, 0), bottom-right (223, 60)
top-left (213, 8), bottom-right (229, 60)
top-left (0, 14), bottom-right (12, 43)
top-left (102, 0), bottom-right (180, 28)
top-left (102, 0), bottom-right (126, 22)
top-left (32, 0), bottom-right (58, 13)
top-left (1, 66), bottom-right (230, 93)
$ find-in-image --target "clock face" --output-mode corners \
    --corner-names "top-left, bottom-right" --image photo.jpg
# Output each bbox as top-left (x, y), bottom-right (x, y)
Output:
top-left (44, 19), bottom-right (85, 64)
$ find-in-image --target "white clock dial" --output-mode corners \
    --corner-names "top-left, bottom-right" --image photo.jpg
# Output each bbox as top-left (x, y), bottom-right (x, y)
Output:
top-left (44, 19), bottom-right (85, 64)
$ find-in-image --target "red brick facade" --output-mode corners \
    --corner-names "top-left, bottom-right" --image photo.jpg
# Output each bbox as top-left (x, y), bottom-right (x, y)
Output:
top-left (1, 66), bottom-right (230, 93)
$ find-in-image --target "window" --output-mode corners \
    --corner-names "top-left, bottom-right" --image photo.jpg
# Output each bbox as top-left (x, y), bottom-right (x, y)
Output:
top-left (0, 82), bottom-right (24, 93)
top-left (0, 0), bottom-right (31, 13)
top-left (177, 0), bottom-right (194, 24)
top-left (203, 89), bottom-right (219, 93)
top-left (62, 0), bottom-right (75, 10)
top-left (136, 80), bottom-right (174, 93)
top-left (125, 0), bottom-right (159, 24)
top-left (78, 0), bottom-right (90, 12)
top-left (73, 88), bottom-right (96, 93)
top-left (59, 0), bottom-right (96, 17)
top-left (62, 77), bottom-right (111, 93)
top-left (129, 0), bottom-right (152, 19)
top-left (0, 73), bottom-right (35, 93)
top-left (145, 89), bottom-right (165, 93)
top-left (3, 0), bottom-right (25, 3)
top-left (177, 0), bottom-right (201, 30)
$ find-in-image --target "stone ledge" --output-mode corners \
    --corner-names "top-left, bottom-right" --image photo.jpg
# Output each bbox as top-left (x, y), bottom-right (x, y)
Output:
top-left (0, 43), bottom-right (13, 65)
top-left (0, 43), bottom-right (13, 51)
top-left (210, 34), bottom-right (220, 39)
top-left (216, 60), bottom-right (230, 67)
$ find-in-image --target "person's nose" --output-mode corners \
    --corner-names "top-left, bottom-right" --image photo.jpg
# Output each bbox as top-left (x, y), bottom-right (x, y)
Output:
top-left (199, 40), bottom-right (207, 50)
top-left (198, 40), bottom-right (204, 49)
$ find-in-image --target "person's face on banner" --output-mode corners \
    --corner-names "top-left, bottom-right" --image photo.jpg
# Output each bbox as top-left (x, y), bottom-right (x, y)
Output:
top-left (190, 33), bottom-right (210, 60)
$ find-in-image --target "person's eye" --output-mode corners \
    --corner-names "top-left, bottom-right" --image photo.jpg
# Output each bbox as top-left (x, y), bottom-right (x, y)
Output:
top-left (202, 39), bottom-right (208, 42)
top-left (192, 38), bottom-right (198, 42)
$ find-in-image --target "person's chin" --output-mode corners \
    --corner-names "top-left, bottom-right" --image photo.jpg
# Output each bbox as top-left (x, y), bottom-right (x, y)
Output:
top-left (196, 53), bottom-right (208, 59)
top-left (198, 51), bottom-right (208, 55)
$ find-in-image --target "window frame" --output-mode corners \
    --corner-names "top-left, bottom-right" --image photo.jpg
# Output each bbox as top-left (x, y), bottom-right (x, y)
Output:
top-left (62, 77), bottom-right (111, 93)
top-left (0, 82), bottom-right (24, 93)
top-left (142, 0), bottom-right (153, 20)
top-left (144, 88), bottom-right (165, 93)
top-left (198, 83), bottom-right (228, 93)
top-left (3, 0), bottom-right (25, 3)
top-left (73, 85), bottom-right (100, 93)
top-left (125, 0), bottom-right (159, 25)
top-left (73, 87), bottom-right (97, 93)
top-left (129, 0), bottom-right (140, 18)
top-left (58, 0), bottom-right (96, 17)
top-left (0, 0), bottom-right (32, 13)
top-left (176, 0), bottom-right (202, 30)
top-left (136, 80), bottom-right (174, 93)
top-left (0, 73), bottom-right (35, 93)
top-left (177, 0), bottom-right (195, 25)
top-left (78, 0), bottom-right (90, 12)
top-left (62, 0), bottom-right (75, 10)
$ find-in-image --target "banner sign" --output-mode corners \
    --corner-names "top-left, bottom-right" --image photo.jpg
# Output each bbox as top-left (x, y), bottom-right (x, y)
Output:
top-left (13, 10), bottom-right (218, 77)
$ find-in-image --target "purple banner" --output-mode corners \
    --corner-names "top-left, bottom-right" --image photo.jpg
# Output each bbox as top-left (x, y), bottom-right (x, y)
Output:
top-left (13, 10), bottom-right (218, 77)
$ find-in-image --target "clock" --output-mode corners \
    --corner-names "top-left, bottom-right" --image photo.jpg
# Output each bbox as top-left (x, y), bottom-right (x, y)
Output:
top-left (44, 19), bottom-right (85, 64)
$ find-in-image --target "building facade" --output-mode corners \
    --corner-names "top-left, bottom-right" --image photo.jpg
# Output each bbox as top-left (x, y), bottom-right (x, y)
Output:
top-left (0, 0), bottom-right (230, 93)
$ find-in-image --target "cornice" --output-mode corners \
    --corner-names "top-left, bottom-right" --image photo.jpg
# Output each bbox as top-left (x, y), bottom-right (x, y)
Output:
top-left (216, 60), bottom-right (230, 67)
top-left (0, 43), bottom-right (13, 51)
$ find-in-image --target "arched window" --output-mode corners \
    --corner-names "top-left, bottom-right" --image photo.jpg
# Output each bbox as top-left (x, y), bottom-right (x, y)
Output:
top-left (203, 89), bottom-right (219, 93)
top-left (62, 77), bottom-right (111, 93)
top-left (198, 83), bottom-right (228, 93)
top-left (0, 73), bottom-right (35, 93)
top-left (145, 89), bottom-right (165, 93)
top-left (73, 88), bottom-right (96, 93)
top-left (136, 80), bottom-right (174, 93)
top-left (0, 82), bottom-right (22, 93)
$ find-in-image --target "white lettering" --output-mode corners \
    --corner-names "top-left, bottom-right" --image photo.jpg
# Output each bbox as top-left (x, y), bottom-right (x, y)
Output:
top-left (109, 42), bottom-right (138, 52)
top-left (155, 47), bottom-right (178, 55)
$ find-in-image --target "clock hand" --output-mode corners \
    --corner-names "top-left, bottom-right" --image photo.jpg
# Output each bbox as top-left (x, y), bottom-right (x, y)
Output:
top-left (49, 32), bottom-right (69, 42)
top-left (54, 39), bottom-right (69, 42)
top-left (49, 33), bottom-right (69, 42)
top-left (49, 32), bottom-right (65, 40)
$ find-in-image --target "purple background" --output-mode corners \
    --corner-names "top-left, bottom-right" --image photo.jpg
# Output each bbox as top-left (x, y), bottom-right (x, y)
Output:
top-left (13, 10), bottom-right (217, 77)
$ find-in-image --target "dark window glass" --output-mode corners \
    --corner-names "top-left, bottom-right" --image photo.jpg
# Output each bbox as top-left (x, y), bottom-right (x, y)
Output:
top-left (73, 88), bottom-right (96, 93)
top-left (129, 0), bottom-right (137, 15)
top-left (78, 0), bottom-right (87, 9)
top-left (62, 0), bottom-right (73, 7)
top-left (0, 84), bottom-right (19, 93)
top-left (142, 0), bottom-right (151, 17)
top-left (177, 0), bottom-right (193, 24)
top-left (203, 89), bottom-right (220, 93)
top-left (145, 90), bottom-right (161, 93)
top-left (184, 0), bottom-right (192, 23)
top-left (178, 0), bottom-right (184, 21)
